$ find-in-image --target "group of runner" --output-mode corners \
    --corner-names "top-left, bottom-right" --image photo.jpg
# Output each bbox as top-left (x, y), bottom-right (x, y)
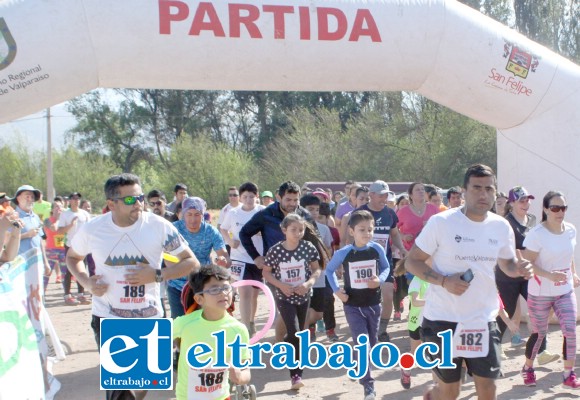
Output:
top-left (6, 162), bottom-right (578, 400)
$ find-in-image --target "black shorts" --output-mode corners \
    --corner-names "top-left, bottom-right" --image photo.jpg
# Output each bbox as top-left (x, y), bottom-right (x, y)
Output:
top-left (240, 262), bottom-right (263, 281)
top-left (310, 287), bottom-right (327, 312)
top-left (420, 318), bottom-right (501, 383)
top-left (409, 327), bottom-right (421, 341)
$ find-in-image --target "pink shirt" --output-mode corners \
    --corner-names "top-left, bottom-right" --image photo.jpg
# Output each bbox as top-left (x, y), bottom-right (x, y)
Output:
top-left (396, 203), bottom-right (439, 250)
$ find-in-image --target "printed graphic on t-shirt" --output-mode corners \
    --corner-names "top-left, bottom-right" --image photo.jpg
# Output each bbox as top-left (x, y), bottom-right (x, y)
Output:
top-left (102, 234), bottom-right (159, 318)
top-left (373, 233), bottom-right (389, 250)
top-left (348, 260), bottom-right (376, 289)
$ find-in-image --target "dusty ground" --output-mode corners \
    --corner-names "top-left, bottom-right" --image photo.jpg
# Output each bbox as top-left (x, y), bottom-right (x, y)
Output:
top-left (46, 276), bottom-right (580, 400)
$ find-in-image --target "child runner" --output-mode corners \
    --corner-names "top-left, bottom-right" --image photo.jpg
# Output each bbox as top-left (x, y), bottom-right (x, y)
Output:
top-left (219, 182), bottom-right (265, 336)
top-left (174, 265), bottom-right (251, 400)
top-left (300, 194), bottom-right (336, 342)
top-left (263, 213), bottom-right (321, 390)
top-left (325, 210), bottom-right (390, 400)
top-left (400, 261), bottom-right (430, 389)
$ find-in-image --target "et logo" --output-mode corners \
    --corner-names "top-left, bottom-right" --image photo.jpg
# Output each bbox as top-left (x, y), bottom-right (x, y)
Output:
top-left (100, 319), bottom-right (173, 390)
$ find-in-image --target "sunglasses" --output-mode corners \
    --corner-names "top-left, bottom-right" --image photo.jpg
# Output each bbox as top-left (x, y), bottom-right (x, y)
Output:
top-left (148, 201), bottom-right (163, 207)
top-left (228, 193), bottom-right (239, 197)
top-left (113, 194), bottom-right (145, 205)
top-left (195, 285), bottom-right (233, 296)
top-left (548, 205), bottom-right (568, 213)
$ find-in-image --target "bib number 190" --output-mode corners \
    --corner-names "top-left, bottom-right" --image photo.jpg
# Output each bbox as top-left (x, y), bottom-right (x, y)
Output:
top-left (355, 268), bottom-right (373, 279)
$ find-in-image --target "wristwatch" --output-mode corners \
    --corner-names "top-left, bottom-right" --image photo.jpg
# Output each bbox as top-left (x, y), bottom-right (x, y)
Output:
top-left (155, 269), bottom-right (164, 283)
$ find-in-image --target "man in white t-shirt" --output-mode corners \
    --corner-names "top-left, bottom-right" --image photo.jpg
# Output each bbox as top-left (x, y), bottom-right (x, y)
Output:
top-left (220, 182), bottom-right (264, 334)
top-left (217, 186), bottom-right (241, 248)
top-left (406, 164), bottom-right (533, 400)
top-left (58, 192), bottom-right (92, 305)
top-left (66, 173), bottom-right (199, 400)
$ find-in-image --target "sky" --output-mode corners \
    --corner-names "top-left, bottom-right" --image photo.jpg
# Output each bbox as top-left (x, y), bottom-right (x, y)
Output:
top-left (0, 101), bottom-right (73, 152)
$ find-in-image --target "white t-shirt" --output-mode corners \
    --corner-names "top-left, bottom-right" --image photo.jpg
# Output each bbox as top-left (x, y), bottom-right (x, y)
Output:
top-left (217, 203), bottom-right (238, 226)
top-left (59, 208), bottom-right (91, 246)
top-left (415, 208), bottom-right (516, 322)
top-left (220, 205), bottom-right (264, 264)
top-left (523, 222), bottom-right (576, 297)
top-left (70, 212), bottom-right (189, 318)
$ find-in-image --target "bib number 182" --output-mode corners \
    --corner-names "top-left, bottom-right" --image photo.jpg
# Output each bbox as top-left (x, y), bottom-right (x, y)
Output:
top-left (459, 332), bottom-right (482, 346)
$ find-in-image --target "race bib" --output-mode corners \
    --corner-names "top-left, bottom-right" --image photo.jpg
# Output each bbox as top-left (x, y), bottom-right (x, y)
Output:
top-left (54, 234), bottom-right (65, 248)
top-left (452, 319), bottom-right (489, 358)
top-left (103, 266), bottom-right (156, 312)
top-left (188, 367), bottom-right (228, 400)
top-left (373, 233), bottom-right (389, 250)
top-left (348, 260), bottom-right (376, 289)
top-left (279, 261), bottom-right (306, 286)
top-left (230, 261), bottom-right (246, 281)
top-left (553, 268), bottom-right (570, 287)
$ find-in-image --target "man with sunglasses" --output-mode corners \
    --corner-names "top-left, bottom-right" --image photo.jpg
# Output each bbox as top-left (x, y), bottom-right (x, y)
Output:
top-left (217, 186), bottom-right (241, 232)
top-left (66, 173), bottom-right (199, 400)
top-left (146, 189), bottom-right (175, 222)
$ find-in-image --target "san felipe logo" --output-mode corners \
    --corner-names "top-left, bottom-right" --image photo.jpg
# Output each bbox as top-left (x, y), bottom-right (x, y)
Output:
top-left (0, 17), bottom-right (17, 71)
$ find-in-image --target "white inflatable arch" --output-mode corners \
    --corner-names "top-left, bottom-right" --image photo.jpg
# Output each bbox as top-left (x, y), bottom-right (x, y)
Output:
top-left (1, 0), bottom-right (580, 224)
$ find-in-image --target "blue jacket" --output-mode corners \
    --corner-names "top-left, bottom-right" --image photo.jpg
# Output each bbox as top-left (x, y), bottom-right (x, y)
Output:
top-left (239, 202), bottom-right (312, 261)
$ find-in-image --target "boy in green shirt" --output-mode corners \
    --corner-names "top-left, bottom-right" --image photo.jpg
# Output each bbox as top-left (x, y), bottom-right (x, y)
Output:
top-left (174, 265), bottom-right (251, 400)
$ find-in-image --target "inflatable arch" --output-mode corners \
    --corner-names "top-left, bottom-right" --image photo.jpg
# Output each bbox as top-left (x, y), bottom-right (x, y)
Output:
top-left (1, 0), bottom-right (580, 223)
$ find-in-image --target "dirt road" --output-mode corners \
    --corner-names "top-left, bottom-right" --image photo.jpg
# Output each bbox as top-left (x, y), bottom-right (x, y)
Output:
top-left (46, 278), bottom-right (578, 400)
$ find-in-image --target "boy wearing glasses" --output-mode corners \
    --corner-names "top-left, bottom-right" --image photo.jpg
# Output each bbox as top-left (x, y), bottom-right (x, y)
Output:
top-left (146, 189), bottom-right (175, 221)
top-left (175, 264), bottom-right (251, 400)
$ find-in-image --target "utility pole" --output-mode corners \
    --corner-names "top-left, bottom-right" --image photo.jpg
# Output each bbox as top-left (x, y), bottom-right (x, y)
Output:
top-left (46, 107), bottom-right (55, 202)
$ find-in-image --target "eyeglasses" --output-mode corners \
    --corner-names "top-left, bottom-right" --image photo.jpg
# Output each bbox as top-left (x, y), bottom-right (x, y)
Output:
top-left (195, 285), bottom-right (233, 296)
top-left (148, 201), bottom-right (163, 207)
top-left (113, 194), bottom-right (145, 205)
top-left (548, 205), bottom-right (568, 213)
top-left (228, 194), bottom-right (239, 197)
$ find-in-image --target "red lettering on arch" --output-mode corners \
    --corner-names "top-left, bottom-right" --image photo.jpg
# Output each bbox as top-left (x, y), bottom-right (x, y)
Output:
top-left (189, 2), bottom-right (225, 37)
top-left (317, 7), bottom-right (347, 41)
top-left (263, 5), bottom-right (294, 39)
top-left (229, 4), bottom-right (262, 38)
top-left (349, 9), bottom-right (381, 42)
top-left (159, 0), bottom-right (189, 35)
top-left (299, 6), bottom-right (310, 40)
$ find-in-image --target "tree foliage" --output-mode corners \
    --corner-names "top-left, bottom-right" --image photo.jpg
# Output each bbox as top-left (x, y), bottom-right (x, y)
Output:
top-left (9, 0), bottom-right (571, 205)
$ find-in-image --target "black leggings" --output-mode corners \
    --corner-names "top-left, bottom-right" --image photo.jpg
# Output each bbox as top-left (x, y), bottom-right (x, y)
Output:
top-left (495, 268), bottom-right (546, 353)
top-left (277, 299), bottom-right (310, 378)
top-left (323, 286), bottom-right (336, 331)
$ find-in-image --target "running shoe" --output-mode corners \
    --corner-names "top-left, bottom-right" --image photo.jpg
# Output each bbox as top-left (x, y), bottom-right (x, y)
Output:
top-left (64, 294), bottom-right (80, 306)
top-left (400, 370), bottom-right (411, 389)
top-left (537, 350), bottom-right (560, 365)
top-left (393, 312), bottom-right (401, 321)
top-left (316, 319), bottom-right (326, 333)
top-left (326, 329), bottom-right (339, 343)
top-left (77, 294), bottom-right (92, 305)
top-left (511, 333), bottom-right (525, 347)
top-left (308, 326), bottom-right (316, 342)
top-left (363, 384), bottom-right (376, 400)
top-left (522, 366), bottom-right (536, 386)
top-left (378, 332), bottom-right (390, 342)
top-left (563, 371), bottom-right (580, 388)
top-left (290, 375), bottom-right (304, 390)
